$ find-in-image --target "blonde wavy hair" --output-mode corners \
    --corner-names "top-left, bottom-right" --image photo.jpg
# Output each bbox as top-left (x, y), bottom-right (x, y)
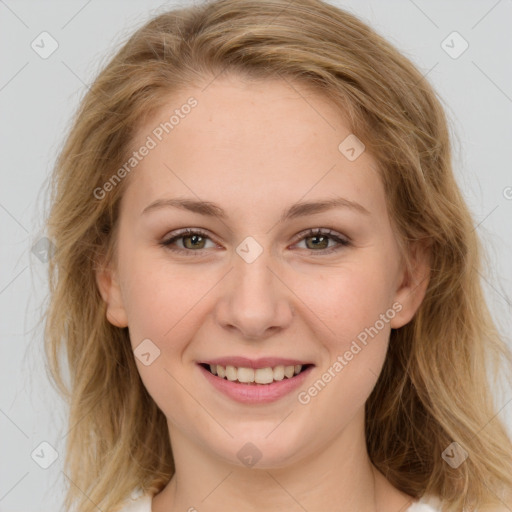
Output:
top-left (43, 0), bottom-right (512, 511)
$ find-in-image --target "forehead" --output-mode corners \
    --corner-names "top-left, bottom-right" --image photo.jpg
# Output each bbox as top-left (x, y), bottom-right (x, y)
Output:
top-left (121, 75), bottom-right (385, 221)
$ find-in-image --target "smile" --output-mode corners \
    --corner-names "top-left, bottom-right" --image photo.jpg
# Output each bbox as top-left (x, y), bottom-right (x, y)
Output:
top-left (197, 360), bottom-right (315, 404)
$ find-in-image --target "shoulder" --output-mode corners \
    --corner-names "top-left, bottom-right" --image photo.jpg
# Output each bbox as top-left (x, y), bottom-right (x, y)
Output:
top-left (406, 495), bottom-right (512, 512)
top-left (405, 494), bottom-right (442, 512)
top-left (406, 504), bottom-right (440, 512)
top-left (117, 489), bottom-right (152, 512)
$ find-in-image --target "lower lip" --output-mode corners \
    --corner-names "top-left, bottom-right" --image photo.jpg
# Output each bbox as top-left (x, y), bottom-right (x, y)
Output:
top-left (198, 364), bottom-right (314, 404)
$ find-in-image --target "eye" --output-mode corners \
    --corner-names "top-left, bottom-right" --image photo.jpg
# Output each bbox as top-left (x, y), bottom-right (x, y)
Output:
top-left (160, 227), bottom-right (350, 256)
top-left (292, 228), bottom-right (350, 254)
top-left (160, 228), bottom-right (217, 255)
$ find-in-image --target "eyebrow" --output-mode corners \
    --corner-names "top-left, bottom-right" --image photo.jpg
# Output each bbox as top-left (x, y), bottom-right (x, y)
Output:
top-left (141, 196), bottom-right (370, 222)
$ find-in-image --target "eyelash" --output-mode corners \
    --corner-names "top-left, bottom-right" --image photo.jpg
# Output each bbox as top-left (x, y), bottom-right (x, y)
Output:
top-left (159, 228), bottom-right (350, 256)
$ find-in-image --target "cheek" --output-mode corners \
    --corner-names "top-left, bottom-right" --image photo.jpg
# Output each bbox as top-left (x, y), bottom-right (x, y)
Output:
top-left (292, 265), bottom-right (395, 431)
top-left (292, 257), bottom-right (397, 350)
top-left (121, 241), bottom-right (398, 361)
top-left (119, 258), bottom-right (211, 425)
top-left (119, 249), bottom-right (210, 346)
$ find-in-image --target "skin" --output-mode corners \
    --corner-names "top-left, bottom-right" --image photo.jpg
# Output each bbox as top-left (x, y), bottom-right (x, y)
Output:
top-left (96, 74), bottom-right (430, 512)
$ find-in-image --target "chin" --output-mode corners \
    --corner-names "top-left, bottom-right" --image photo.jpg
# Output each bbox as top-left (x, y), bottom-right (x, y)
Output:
top-left (211, 429), bottom-right (309, 470)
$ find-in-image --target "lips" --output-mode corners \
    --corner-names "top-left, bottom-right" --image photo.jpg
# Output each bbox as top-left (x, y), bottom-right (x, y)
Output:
top-left (198, 361), bottom-right (314, 404)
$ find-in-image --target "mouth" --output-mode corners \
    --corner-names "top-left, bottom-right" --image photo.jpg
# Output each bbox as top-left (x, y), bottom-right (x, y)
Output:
top-left (197, 359), bottom-right (315, 404)
top-left (199, 362), bottom-right (314, 385)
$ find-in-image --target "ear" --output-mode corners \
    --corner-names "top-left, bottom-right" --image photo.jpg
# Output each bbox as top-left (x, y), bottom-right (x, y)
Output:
top-left (95, 257), bottom-right (129, 328)
top-left (390, 240), bottom-right (431, 329)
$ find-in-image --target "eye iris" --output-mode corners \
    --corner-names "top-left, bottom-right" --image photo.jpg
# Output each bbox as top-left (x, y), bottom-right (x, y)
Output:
top-left (170, 230), bottom-right (341, 252)
top-left (184, 234), bottom-right (205, 249)
top-left (306, 234), bottom-right (328, 250)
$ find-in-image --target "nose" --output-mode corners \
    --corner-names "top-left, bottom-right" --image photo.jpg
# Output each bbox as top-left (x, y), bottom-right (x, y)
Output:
top-left (214, 247), bottom-right (294, 340)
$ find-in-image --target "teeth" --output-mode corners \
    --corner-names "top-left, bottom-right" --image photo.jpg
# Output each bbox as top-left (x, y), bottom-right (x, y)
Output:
top-left (226, 365), bottom-right (237, 381)
top-left (284, 365), bottom-right (295, 378)
top-left (254, 367), bottom-right (274, 384)
top-left (273, 365), bottom-right (285, 381)
top-left (237, 367), bottom-right (255, 383)
top-left (206, 363), bottom-right (305, 384)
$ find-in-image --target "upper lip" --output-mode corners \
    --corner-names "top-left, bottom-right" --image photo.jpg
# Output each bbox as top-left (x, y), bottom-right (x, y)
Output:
top-left (199, 357), bottom-right (314, 369)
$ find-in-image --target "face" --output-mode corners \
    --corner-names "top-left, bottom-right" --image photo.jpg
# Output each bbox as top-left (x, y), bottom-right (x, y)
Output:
top-left (97, 75), bottom-right (428, 469)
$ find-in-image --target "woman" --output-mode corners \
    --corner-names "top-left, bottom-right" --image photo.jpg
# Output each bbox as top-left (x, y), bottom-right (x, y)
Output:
top-left (43, 0), bottom-right (512, 511)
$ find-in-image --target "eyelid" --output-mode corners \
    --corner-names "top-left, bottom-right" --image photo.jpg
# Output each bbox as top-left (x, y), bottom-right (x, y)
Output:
top-left (160, 227), bottom-right (350, 255)
top-left (289, 227), bottom-right (350, 255)
top-left (290, 227), bottom-right (350, 245)
top-left (160, 227), bottom-right (219, 253)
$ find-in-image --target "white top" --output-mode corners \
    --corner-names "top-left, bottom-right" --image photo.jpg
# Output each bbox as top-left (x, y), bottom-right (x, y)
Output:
top-left (120, 488), bottom-right (443, 511)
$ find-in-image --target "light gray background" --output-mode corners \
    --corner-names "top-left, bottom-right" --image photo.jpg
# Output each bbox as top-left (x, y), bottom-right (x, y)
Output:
top-left (1, 1), bottom-right (511, 510)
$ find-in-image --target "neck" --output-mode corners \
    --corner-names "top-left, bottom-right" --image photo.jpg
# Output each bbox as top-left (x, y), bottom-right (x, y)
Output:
top-left (151, 409), bottom-right (413, 512)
